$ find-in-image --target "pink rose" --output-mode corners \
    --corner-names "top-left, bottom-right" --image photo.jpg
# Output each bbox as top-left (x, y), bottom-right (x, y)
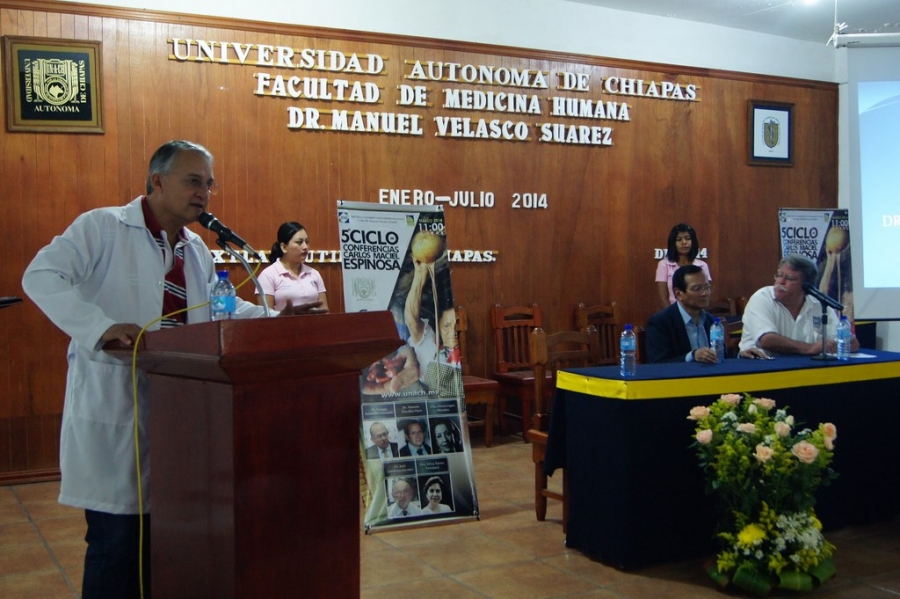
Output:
top-left (792, 441), bottom-right (819, 464)
top-left (753, 397), bottom-right (776, 410)
top-left (824, 437), bottom-right (835, 450)
top-left (737, 423), bottom-right (757, 434)
top-left (696, 429), bottom-right (713, 444)
top-left (687, 406), bottom-right (710, 420)
top-left (754, 444), bottom-right (774, 463)
top-left (720, 394), bottom-right (741, 406)
top-left (774, 422), bottom-right (791, 437)
top-left (822, 422), bottom-right (837, 440)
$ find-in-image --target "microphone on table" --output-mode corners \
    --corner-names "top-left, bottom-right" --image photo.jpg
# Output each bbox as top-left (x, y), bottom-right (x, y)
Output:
top-left (198, 212), bottom-right (259, 256)
top-left (802, 283), bottom-right (844, 312)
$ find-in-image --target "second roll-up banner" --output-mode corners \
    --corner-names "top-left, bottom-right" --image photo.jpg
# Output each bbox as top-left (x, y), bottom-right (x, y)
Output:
top-left (779, 208), bottom-right (853, 324)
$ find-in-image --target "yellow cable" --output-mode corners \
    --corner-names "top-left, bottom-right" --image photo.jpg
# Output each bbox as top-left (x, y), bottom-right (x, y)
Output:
top-left (130, 264), bottom-right (261, 599)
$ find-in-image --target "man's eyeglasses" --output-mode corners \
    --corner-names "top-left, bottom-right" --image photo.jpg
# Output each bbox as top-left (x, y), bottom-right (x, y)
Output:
top-left (687, 284), bottom-right (713, 294)
top-left (774, 272), bottom-right (799, 282)
top-left (179, 175), bottom-right (219, 195)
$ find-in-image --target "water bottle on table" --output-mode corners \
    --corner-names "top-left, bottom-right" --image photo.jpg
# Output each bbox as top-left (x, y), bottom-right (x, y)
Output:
top-left (710, 317), bottom-right (725, 364)
top-left (620, 324), bottom-right (637, 377)
top-left (836, 315), bottom-right (851, 361)
top-left (210, 270), bottom-right (236, 321)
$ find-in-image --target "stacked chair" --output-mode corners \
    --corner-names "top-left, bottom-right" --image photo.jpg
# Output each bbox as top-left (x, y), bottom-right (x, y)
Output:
top-left (574, 301), bottom-right (622, 365)
top-left (490, 303), bottom-right (545, 439)
top-left (525, 325), bottom-right (600, 531)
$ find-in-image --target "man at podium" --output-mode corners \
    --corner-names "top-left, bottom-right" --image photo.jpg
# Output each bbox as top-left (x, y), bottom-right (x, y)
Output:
top-left (22, 140), bottom-right (320, 599)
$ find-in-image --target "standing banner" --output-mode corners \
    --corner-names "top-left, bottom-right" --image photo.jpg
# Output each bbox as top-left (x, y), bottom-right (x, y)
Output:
top-left (338, 201), bottom-right (479, 531)
top-left (779, 208), bottom-right (853, 323)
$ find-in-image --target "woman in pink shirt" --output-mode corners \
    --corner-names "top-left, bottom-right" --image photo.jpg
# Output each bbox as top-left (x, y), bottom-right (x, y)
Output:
top-left (655, 223), bottom-right (711, 309)
top-left (256, 221), bottom-right (329, 312)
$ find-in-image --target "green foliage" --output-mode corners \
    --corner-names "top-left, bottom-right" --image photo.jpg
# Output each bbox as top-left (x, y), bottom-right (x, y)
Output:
top-left (688, 394), bottom-right (839, 595)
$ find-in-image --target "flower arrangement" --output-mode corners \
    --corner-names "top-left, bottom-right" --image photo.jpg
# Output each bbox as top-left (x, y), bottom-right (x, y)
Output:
top-left (688, 393), bottom-right (838, 596)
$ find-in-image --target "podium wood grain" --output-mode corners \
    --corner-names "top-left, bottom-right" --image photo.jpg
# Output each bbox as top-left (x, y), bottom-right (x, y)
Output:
top-left (108, 312), bottom-right (400, 598)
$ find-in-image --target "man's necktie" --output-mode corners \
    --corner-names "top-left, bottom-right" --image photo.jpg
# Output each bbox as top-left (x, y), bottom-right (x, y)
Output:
top-left (402, 510), bottom-right (408, 516)
top-left (417, 448), bottom-right (423, 455)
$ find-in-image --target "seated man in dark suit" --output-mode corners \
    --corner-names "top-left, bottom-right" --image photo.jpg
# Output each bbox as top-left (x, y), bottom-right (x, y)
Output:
top-left (647, 265), bottom-right (765, 363)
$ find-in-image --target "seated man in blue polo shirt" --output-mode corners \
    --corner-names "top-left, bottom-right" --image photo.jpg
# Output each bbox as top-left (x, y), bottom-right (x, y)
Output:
top-left (646, 265), bottom-right (766, 363)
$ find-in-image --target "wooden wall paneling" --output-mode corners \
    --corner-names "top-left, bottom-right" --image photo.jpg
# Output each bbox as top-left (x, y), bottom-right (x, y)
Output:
top-left (0, 2), bottom-right (838, 479)
top-left (0, 7), bottom-right (22, 34)
top-left (114, 17), bottom-right (137, 204)
top-left (0, 417), bottom-right (8, 471)
top-left (7, 417), bottom-right (26, 471)
top-left (23, 416), bottom-right (39, 472)
top-left (711, 81), bottom-right (751, 302)
top-left (46, 415), bottom-right (62, 466)
top-left (0, 68), bottom-right (27, 451)
top-left (0, 10), bottom-right (32, 473)
top-left (110, 16), bottom-right (131, 190)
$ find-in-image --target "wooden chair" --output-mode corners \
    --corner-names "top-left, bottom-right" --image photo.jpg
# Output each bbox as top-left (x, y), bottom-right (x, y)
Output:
top-left (456, 306), bottom-right (498, 447)
top-left (724, 318), bottom-right (743, 358)
top-left (490, 303), bottom-right (545, 438)
top-left (636, 326), bottom-right (648, 364)
top-left (707, 297), bottom-right (737, 318)
top-left (525, 326), bottom-right (600, 531)
top-left (574, 302), bottom-right (621, 365)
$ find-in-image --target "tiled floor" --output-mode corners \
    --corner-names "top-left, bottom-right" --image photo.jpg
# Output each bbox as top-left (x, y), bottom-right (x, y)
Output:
top-left (2, 435), bottom-right (899, 598)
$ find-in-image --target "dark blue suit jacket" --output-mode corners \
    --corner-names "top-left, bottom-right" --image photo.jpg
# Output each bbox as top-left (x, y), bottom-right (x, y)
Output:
top-left (646, 302), bottom-right (715, 363)
top-left (399, 443), bottom-right (432, 456)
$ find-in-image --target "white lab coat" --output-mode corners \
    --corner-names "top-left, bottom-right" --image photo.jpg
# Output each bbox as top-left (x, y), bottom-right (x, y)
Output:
top-left (22, 197), bottom-right (267, 514)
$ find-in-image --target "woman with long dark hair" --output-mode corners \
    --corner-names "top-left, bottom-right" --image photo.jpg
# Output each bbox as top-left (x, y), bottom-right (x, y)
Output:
top-left (256, 221), bottom-right (329, 311)
top-left (655, 223), bottom-right (711, 310)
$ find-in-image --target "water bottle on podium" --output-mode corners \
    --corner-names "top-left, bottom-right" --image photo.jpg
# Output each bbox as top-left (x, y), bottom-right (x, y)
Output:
top-left (210, 270), bottom-right (236, 321)
top-left (710, 317), bottom-right (725, 364)
top-left (836, 315), bottom-right (851, 361)
top-left (620, 324), bottom-right (637, 377)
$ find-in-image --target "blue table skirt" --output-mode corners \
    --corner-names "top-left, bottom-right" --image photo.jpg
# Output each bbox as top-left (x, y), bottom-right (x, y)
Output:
top-left (544, 350), bottom-right (900, 569)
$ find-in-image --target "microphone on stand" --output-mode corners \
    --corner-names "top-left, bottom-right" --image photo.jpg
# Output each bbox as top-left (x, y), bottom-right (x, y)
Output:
top-left (197, 212), bottom-right (259, 257)
top-left (198, 212), bottom-right (271, 317)
top-left (803, 283), bottom-right (844, 312)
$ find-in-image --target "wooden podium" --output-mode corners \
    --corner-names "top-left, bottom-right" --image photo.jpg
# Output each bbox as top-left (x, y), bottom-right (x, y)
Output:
top-left (119, 312), bottom-right (399, 598)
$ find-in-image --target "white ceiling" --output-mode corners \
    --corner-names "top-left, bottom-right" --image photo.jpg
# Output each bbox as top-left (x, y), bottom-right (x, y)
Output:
top-left (566, 0), bottom-right (900, 43)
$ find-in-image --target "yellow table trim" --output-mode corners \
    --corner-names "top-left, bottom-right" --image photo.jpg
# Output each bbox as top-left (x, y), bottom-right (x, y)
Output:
top-left (557, 360), bottom-right (900, 400)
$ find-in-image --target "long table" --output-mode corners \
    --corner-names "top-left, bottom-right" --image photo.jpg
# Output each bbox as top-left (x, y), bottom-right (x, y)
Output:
top-left (544, 350), bottom-right (900, 570)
